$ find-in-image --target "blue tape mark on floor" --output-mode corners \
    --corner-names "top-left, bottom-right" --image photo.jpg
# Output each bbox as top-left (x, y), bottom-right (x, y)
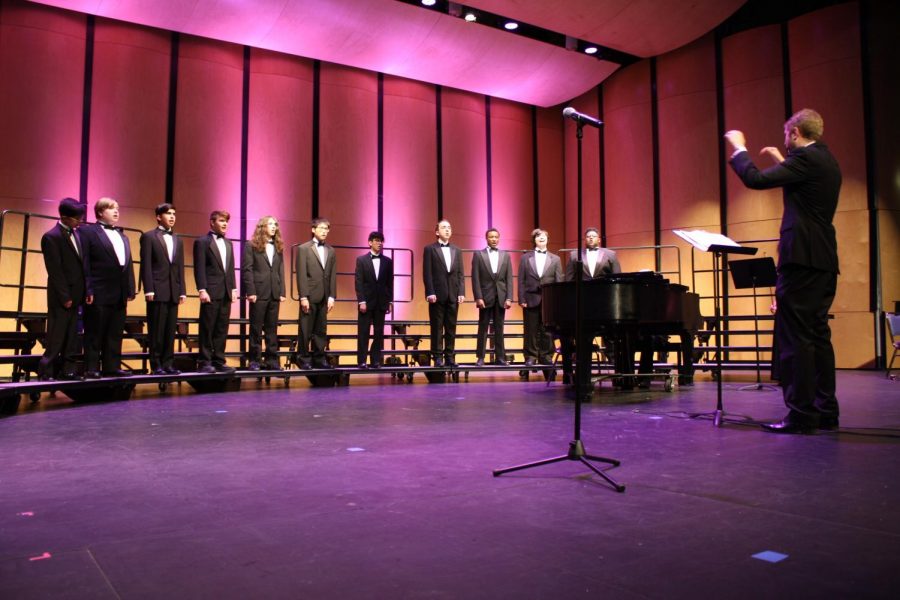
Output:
top-left (752, 550), bottom-right (788, 563)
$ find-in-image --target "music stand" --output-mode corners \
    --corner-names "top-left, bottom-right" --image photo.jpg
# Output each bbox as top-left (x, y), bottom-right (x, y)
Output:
top-left (729, 258), bottom-right (778, 391)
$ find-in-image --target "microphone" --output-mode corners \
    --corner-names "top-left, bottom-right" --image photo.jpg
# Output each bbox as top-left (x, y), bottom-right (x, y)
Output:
top-left (562, 107), bottom-right (603, 128)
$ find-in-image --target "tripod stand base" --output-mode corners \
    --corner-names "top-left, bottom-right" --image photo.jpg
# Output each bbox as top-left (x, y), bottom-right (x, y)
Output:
top-left (738, 383), bottom-right (779, 391)
top-left (493, 440), bottom-right (625, 493)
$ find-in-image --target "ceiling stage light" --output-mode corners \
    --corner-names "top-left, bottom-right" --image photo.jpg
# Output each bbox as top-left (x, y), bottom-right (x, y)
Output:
top-left (464, 13), bottom-right (477, 22)
top-left (504, 22), bottom-right (519, 31)
top-left (584, 46), bottom-right (598, 55)
top-left (421, 0), bottom-right (436, 6)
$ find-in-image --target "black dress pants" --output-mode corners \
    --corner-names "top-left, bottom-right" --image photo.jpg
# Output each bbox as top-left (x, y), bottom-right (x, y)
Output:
top-left (199, 298), bottom-right (231, 367)
top-left (357, 307), bottom-right (387, 365)
top-left (775, 264), bottom-right (838, 418)
top-left (476, 302), bottom-right (506, 360)
top-left (298, 299), bottom-right (328, 364)
top-left (248, 298), bottom-right (280, 364)
top-left (147, 300), bottom-right (178, 370)
top-left (39, 302), bottom-right (81, 377)
top-left (84, 302), bottom-right (126, 373)
top-left (428, 300), bottom-right (458, 360)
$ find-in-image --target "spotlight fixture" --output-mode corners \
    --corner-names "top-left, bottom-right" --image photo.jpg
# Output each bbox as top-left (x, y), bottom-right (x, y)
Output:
top-left (394, 0), bottom-right (639, 67)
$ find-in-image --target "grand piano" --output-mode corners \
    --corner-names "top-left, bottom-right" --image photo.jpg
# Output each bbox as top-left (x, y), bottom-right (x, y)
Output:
top-left (542, 272), bottom-right (702, 390)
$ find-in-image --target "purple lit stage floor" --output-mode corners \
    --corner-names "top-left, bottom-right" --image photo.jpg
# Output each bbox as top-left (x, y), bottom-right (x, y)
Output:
top-left (1, 371), bottom-right (899, 598)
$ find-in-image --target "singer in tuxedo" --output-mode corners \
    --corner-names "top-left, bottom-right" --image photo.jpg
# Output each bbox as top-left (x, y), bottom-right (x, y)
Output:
top-left (241, 216), bottom-right (286, 370)
top-left (139, 203), bottom-right (186, 375)
top-left (38, 198), bottom-right (86, 381)
top-left (81, 197), bottom-right (136, 378)
top-left (726, 108), bottom-right (842, 434)
top-left (564, 227), bottom-right (621, 281)
top-left (423, 220), bottom-right (465, 367)
top-left (296, 217), bottom-right (337, 369)
top-left (471, 228), bottom-right (513, 366)
top-left (193, 210), bottom-right (237, 373)
top-left (518, 228), bottom-right (563, 366)
top-left (355, 231), bottom-right (393, 368)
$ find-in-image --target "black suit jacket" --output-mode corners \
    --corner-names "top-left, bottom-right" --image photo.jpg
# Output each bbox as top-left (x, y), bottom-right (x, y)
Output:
top-left (139, 228), bottom-right (186, 303)
top-left (729, 142), bottom-right (841, 273)
top-left (423, 242), bottom-right (465, 302)
top-left (518, 251), bottom-right (563, 308)
top-left (471, 249), bottom-right (513, 308)
top-left (41, 223), bottom-right (85, 308)
top-left (297, 240), bottom-right (337, 303)
top-left (193, 232), bottom-right (236, 301)
top-left (241, 243), bottom-right (284, 300)
top-left (565, 248), bottom-right (621, 281)
top-left (355, 253), bottom-right (393, 310)
top-left (81, 222), bottom-right (136, 305)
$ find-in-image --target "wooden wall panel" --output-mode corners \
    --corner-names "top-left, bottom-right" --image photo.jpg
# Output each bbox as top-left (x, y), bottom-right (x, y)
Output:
top-left (562, 88), bottom-right (600, 250)
top-left (489, 98), bottom-right (533, 256)
top-left (88, 19), bottom-right (170, 233)
top-left (318, 63), bottom-right (378, 321)
top-left (656, 35), bottom-right (720, 284)
top-left (535, 106), bottom-right (565, 252)
top-left (602, 60), bottom-right (654, 255)
top-left (382, 76), bottom-right (437, 322)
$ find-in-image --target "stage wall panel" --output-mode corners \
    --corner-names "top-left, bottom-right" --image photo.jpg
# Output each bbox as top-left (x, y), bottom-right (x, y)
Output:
top-left (535, 106), bottom-right (565, 252)
top-left (88, 19), bottom-right (170, 233)
top-left (382, 76), bottom-right (437, 323)
top-left (563, 88), bottom-right (600, 250)
top-left (489, 98), bottom-right (533, 257)
top-left (0, 1), bottom-right (84, 213)
top-left (603, 60), bottom-right (654, 245)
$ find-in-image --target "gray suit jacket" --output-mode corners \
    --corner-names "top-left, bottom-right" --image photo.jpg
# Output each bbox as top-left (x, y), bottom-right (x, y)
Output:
top-left (471, 249), bottom-right (513, 308)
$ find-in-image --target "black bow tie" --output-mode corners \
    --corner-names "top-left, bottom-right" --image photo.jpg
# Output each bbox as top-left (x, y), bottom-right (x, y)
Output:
top-left (267, 239), bottom-right (274, 245)
top-left (212, 232), bottom-right (224, 239)
top-left (370, 254), bottom-right (381, 259)
top-left (101, 223), bottom-right (119, 231)
top-left (439, 243), bottom-right (449, 248)
top-left (586, 248), bottom-right (599, 252)
top-left (62, 226), bottom-right (73, 236)
top-left (488, 248), bottom-right (497, 253)
top-left (535, 250), bottom-right (547, 254)
top-left (160, 229), bottom-right (173, 235)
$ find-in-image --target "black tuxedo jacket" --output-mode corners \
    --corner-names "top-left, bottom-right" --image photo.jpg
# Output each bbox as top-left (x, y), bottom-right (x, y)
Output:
top-left (193, 232), bottom-right (236, 301)
top-left (355, 253), bottom-right (393, 310)
top-left (518, 250), bottom-right (563, 308)
top-left (730, 142), bottom-right (841, 273)
top-left (139, 228), bottom-right (186, 303)
top-left (41, 223), bottom-right (85, 308)
top-left (81, 222), bottom-right (136, 305)
top-left (297, 239), bottom-right (337, 303)
top-left (565, 248), bottom-right (621, 281)
top-left (423, 242), bottom-right (465, 302)
top-left (241, 243), bottom-right (284, 300)
top-left (471, 249), bottom-right (513, 308)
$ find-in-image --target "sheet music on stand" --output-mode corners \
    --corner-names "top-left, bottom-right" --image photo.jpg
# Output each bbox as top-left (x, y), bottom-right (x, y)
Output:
top-left (673, 229), bottom-right (757, 255)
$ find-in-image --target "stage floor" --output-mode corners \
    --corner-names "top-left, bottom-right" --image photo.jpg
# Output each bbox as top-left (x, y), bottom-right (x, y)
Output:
top-left (1, 371), bottom-right (898, 599)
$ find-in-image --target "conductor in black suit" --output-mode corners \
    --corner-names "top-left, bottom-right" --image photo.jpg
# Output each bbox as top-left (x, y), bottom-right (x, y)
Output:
top-left (241, 216), bottom-right (286, 370)
top-left (296, 217), bottom-right (337, 369)
top-left (193, 210), bottom-right (237, 374)
top-left (472, 228), bottom-right (513, 366)
top-left (355, 231), bottom-right (393, 368)
top-left (518, 228), bottom-right (563, 366)
top-left (38, 198), bottom-right (86, 381)
top-left (565, 227), bottom-right (621, 281)
top-left (726, 108), bottom-right (842, 434)
top-left (81, 197), bottom-right (136, 378)
top-left (423, 219), bottom-right (465, 367)
top-left (140, 203), bottom-right (186, 375)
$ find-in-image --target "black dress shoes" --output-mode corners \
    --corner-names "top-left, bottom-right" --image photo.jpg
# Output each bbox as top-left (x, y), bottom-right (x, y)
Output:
top-left (103, 370), bottom-right (132, 378)
top-left (265, 362), bottom-right (282, 371)
top-left (151, 368), bottom-right (168, 376)
top-left (59, 372), bottom-right (83, 381)
top-left (198, 365), bottom-right (217, 374)
top-left (494, 359), bottom-right (509, 366)
top-left (761, 419), bottom-right (817, 434)
top-left (247, 362), bottom-right (261, 371)
top-left (818, 415), bottom-right (840, 431)
top-left (38, 374), bottom-right (55, 382)
top-left (370, 362), bottom-right (381, 369)
top-left (357, 363), bottom-right (368, 370)
top-left (299, 361), bottom-right (312, 370)
top-left (433, 358), bottom-right (444, 368)
top-left (84, 370), bottom-right (102, 379)
top-left (313, 360), bottom-right (331, 370)
top-left (214, 364), bottom-right (235, 373)
top-left (524, 358), bottom-right (536, 367)
top-left (164, 367), bottom-right (181, 375)
top-left (475, 358), bottom-right (485, 367)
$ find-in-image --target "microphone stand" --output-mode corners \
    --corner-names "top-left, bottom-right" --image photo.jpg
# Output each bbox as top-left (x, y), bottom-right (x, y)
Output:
top-left (493, 121), bottom-right (624, 493)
